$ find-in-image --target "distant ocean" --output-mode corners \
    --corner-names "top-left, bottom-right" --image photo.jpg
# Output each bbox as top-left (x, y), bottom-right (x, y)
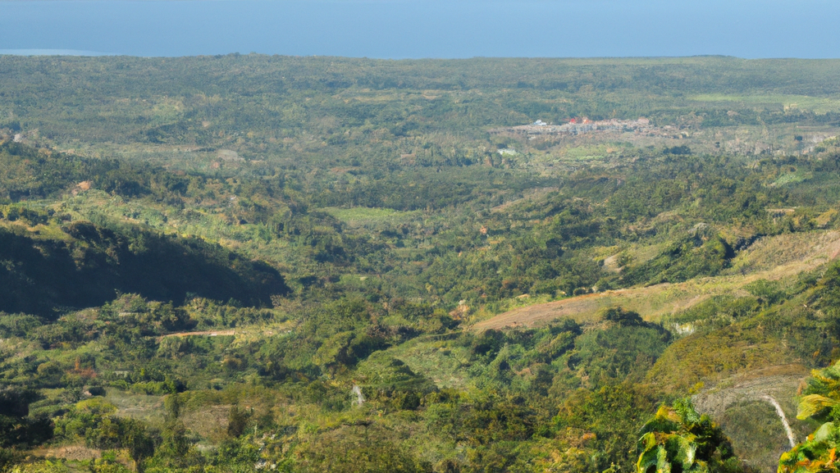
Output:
top-left (0, 49), bottom-right (114, 56)
top-left (0, 0), bottom-right (838, 59)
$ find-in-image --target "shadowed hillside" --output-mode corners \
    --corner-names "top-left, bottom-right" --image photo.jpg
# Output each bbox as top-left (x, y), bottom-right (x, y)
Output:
top-left (0, 221), bottom-right (289, 317)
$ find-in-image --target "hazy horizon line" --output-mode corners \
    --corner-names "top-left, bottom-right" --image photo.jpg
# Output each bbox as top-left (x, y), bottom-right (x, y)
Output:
top-left (3, 51), bottom-right (839, 61)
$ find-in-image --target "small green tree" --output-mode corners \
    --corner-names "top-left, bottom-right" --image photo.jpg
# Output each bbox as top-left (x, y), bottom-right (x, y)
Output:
top-left (227, 405), bottom-right (250, 438)
top-left (121, 420), bottom-right (154, 473)
top-left (164, 393), bottom-right (181, 421)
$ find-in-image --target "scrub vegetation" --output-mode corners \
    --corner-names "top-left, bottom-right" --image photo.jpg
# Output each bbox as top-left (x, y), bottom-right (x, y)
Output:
top-left (1, 55), bottom-right (840, 472)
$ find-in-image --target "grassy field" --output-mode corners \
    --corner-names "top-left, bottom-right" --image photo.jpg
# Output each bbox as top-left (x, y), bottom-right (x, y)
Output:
top-left (689, 94), bottom-right (840, 114)
top-left (321, 207), bottom-right (421, 227)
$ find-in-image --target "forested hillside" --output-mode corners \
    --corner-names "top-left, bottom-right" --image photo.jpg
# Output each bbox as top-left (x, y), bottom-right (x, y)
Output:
top-left (2, 55), bottom-right (840, 472)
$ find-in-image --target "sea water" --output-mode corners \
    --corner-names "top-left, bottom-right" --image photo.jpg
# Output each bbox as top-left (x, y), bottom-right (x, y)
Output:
top-left (0, 0), bottom-right (838, 58)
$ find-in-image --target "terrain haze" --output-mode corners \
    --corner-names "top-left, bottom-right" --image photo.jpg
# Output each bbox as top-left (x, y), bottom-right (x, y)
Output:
top-left (3, 1), bottom-right (840, 471)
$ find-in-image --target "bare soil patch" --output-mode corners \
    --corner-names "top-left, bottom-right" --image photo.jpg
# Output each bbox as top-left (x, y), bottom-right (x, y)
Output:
top-left (161, 330), bottom-right (236, 339)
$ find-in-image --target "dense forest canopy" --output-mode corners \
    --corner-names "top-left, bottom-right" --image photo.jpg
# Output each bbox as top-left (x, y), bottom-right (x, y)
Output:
top-left (1, 55), bottom-right (840, 472)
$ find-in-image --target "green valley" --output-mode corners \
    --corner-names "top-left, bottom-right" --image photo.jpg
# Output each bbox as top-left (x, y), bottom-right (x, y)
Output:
top-left (1, 55), bottom-right (840, 472)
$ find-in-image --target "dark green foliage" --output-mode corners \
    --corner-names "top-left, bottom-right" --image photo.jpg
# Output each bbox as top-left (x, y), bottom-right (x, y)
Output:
top-left (665, 145), bottom-right (692, 155)
top-left (226, 405), bottom-right (250, 438)
top-left (660, 296), bottom-right (763, 336)
top-left (0, 220), bottom-right (288, 317)
top-left (0, 389), bottom-right (53, 448)
top-left (568, 310), bottom-right (671, 385)
top-left (0, 388), bottom-right (37, 418)
top-left (744, 279), bottom-right (788, 306)
top-left (637, 399), bottom-right (740, 473)
top-left (812, 260), bottom-right (840, 315)
top-left (0, 142), bottom-right (112, 200)
top-left (623, 233), bottom-right (735, 286)
top-left (555, 383), bottom-right (661, 472)
top-left (470, 330), bottom-right (506, 360)
top-left (601, 307), bottom-right (646, 327)
top-left (0, 449), bottom-right (23, 473)
top-left (56, 399), bottom-right (156, 470)
top-left (211, 436), bottom-right (262, 470)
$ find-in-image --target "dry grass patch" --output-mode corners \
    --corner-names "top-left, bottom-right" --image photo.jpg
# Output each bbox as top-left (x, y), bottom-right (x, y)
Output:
top-left (181, 404), bottom-right (231, 441)
top-left (160, 330), bottom-right (236, 339)
top-left (474, 230), bottom-right (840, 331)
top-left (726, 230), bottom-right (840, 275)
top-left (32, 445), bottom-right (102, 461)
top-left (106, 390), bottom-right (165, 425)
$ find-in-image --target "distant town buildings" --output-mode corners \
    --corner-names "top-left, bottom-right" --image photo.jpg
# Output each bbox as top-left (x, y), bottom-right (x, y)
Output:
top-left (494, 117), bottom-right (655, 137)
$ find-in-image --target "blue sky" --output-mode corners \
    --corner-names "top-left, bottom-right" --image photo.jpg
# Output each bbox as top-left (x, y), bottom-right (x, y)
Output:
top-left (1, 0), bottom-right (838, 58)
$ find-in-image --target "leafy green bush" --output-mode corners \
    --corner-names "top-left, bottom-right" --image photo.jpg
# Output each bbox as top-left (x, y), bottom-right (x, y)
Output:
top-left (637, 399), bottom-right (740, 473)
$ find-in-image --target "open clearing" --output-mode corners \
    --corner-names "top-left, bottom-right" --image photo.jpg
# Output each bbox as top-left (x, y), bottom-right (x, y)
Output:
top-left (474, 230), bottom-right (840, 331)
top-left (321, 206), bottom-right (420, 227)
top-left (693, 364), bottom-right (812, 472)
top-left (161, 330), bottom-right (236, 338)
top-left (689, 94), bottom-right (840, 114)
top-left (33, 445), bottom-right (102, 461)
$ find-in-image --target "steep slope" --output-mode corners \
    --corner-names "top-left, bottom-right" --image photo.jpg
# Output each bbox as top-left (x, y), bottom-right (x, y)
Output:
top-left (0, 219), bottom-right (289, 317)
